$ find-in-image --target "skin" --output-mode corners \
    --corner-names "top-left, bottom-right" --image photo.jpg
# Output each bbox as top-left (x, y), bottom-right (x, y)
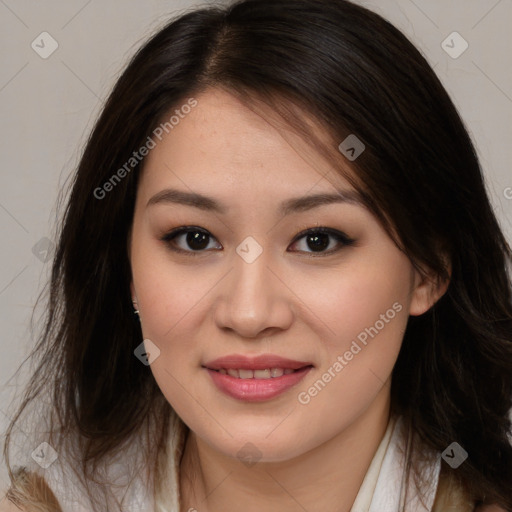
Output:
top-left (128, 87), bottom-right (448, 512)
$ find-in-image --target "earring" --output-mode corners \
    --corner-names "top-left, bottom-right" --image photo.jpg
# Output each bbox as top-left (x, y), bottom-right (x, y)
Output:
top-left (132, 298), bottom-right (139, 316)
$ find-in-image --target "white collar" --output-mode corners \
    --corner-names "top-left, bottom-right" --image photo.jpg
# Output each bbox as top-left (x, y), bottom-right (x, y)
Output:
top-left (351, 415), bottom-right (441, 512)
top-left (41, 411), bottom-right (440, 511)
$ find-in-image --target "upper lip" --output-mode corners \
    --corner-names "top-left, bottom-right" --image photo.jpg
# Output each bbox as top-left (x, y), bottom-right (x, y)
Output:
top-left (203, 354), bottom-right (313, 370)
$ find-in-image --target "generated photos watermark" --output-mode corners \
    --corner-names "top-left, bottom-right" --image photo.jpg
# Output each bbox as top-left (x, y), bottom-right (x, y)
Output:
top-left (297, 301), bottom-right (403, 405)
top-left (93, 97), bottom-right (198, 200)
top-left (31, 442), bottom-right (58, 469)
top-left (441, 441), bottom-right (468, 469)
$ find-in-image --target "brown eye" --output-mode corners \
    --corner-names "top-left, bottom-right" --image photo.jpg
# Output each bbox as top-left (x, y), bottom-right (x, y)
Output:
top-left (161, 225), bottom-right (355, 256)
top-left (289, 227), bottom-right (355, 254)
top-left (161, 227), bottom-right (221, 253)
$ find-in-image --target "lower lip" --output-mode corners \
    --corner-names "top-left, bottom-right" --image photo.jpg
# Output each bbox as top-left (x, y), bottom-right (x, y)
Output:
top-left (205, 366), bottom-right (313, 402)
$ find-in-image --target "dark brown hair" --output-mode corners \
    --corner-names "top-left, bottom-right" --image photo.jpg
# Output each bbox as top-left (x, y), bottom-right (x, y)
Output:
top-left (3, 0), bottom-right (512, 510)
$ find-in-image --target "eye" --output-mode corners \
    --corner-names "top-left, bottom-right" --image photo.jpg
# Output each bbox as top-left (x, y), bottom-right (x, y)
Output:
top-left (288, 227), bottom-right (355, 255)
top-left (161, 226), bottom-right (221, 254)
top-left (161, 225), bottom-right (355, 256)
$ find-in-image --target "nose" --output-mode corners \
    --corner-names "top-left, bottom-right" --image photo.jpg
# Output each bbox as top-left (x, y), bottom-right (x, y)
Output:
top-left (213, 245), bottom-right (294, 339)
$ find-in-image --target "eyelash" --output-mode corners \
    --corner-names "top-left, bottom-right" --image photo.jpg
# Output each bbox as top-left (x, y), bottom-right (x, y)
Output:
top-left (160, 225), bottom-right (355, 257)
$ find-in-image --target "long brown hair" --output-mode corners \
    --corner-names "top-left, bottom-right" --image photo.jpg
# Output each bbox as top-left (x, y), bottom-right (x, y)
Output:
top-left (3, 0), bottom-right (512, 509)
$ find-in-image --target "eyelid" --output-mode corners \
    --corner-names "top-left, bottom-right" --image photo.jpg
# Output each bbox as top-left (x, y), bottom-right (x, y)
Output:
top-left (160, 225), bottom-right (355, 255)
top-left (160, 225), bottom-right (221, 256)
top-left (291, 225), bottom-right (354, 243)
top-left (288, 226), bottom-right (355, 255)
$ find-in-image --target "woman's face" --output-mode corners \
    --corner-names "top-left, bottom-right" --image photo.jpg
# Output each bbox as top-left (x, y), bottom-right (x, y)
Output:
top-left (129, 87), bottom-right (432, 462)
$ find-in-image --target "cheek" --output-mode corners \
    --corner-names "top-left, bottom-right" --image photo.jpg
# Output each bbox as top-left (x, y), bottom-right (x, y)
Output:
top-left (289, 258), bottom-right (411, 448)
top-left (299, 248), bottom-right (412, 351)
top-left (130, 242), bottom-right (206, 379)
top-left (290, 247), bottom-right (413, 418)
top-left (136, 269), bottom-right (207, 423)
top-left (132, 236), bottom-right (210, 340)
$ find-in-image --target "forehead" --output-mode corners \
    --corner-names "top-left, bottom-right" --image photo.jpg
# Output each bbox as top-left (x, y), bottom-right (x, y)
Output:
top-left (138, 88), bottom-right (356, 202)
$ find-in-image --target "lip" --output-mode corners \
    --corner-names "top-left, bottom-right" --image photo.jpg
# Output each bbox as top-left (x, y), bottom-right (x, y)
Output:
top-left (203, 354), bottom-right (314, 402)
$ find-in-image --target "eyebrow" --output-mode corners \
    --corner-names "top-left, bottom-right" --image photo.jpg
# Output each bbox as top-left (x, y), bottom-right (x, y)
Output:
top-left (146, 188), bottom-right (365, 215)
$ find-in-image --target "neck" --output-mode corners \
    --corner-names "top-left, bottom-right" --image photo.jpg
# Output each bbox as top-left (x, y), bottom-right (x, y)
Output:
top-left (180, 385), bottom-right (391, 512)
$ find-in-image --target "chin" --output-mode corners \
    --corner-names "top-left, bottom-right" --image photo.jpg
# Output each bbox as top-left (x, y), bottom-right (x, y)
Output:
top-left (205, 430), bottom-right (311, 465)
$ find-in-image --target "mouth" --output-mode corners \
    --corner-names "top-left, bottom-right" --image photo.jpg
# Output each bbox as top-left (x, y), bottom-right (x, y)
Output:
top-left (202, 354), bottom-right (314, 401)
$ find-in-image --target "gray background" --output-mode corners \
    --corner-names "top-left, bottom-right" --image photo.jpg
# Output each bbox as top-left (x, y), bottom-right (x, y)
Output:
top-left (1, 0), bottom-right (511, 492)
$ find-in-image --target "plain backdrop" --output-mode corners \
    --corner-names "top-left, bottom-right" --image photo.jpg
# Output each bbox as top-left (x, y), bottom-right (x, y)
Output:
top-left (1, 0), bottom-right (511, 493)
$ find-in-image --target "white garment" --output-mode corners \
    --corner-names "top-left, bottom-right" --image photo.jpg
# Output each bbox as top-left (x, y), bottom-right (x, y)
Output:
top-left (41, 412), bottom-right (440, 511)
top-left (41, 438), bottom-right (154, 511)
top-left (351, 415), bottom-right (441, 512)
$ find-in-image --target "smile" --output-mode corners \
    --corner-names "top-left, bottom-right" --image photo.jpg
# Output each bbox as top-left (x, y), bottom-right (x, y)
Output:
top-left (213, 367), bottom-right (298, 379)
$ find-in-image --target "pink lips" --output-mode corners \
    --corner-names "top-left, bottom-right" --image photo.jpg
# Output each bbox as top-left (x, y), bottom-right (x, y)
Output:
top-left (203, 354), bottom-right (313, 402)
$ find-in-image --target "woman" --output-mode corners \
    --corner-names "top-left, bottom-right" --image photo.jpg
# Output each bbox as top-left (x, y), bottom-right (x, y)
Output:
top-left (2, 0), bottom-right (511, 510)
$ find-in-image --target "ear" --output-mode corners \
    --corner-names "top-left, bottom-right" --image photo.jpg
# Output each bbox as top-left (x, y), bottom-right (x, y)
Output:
top-left (130, 282), bottom-right (137, 303)
top-left (409, 263), bottom-right (451, 317)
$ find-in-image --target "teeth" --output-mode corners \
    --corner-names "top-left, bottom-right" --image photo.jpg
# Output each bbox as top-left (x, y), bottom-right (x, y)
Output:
top-left (215, 367), bottom-right (301, 379)
top-left (254, 369), bottom-right (271, 379)
top-left (270, 368), bottom-right (284, 377)
top-left (238, 369), bottom-right (254, 379)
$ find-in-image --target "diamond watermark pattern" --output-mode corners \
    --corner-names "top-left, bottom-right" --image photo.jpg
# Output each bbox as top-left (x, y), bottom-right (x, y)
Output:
top-left (338, 134), bottom-right (365, 161)
top-left (134, 339), bottom-right (161, 365)
top-left (32, 237), bottom-right (54, 263)
top-left (31, 442), bottom-right (58, 469)
top-left (236, 442), bottom-right (262, 467)
top-left (236, 236), bottom-right (263, 264)
top-left (441, 441), bottom-right (468, 468)
top-left (31, 32), bottom-right (59, 59)
top-left (441, 32), bottom-right (468, 59)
